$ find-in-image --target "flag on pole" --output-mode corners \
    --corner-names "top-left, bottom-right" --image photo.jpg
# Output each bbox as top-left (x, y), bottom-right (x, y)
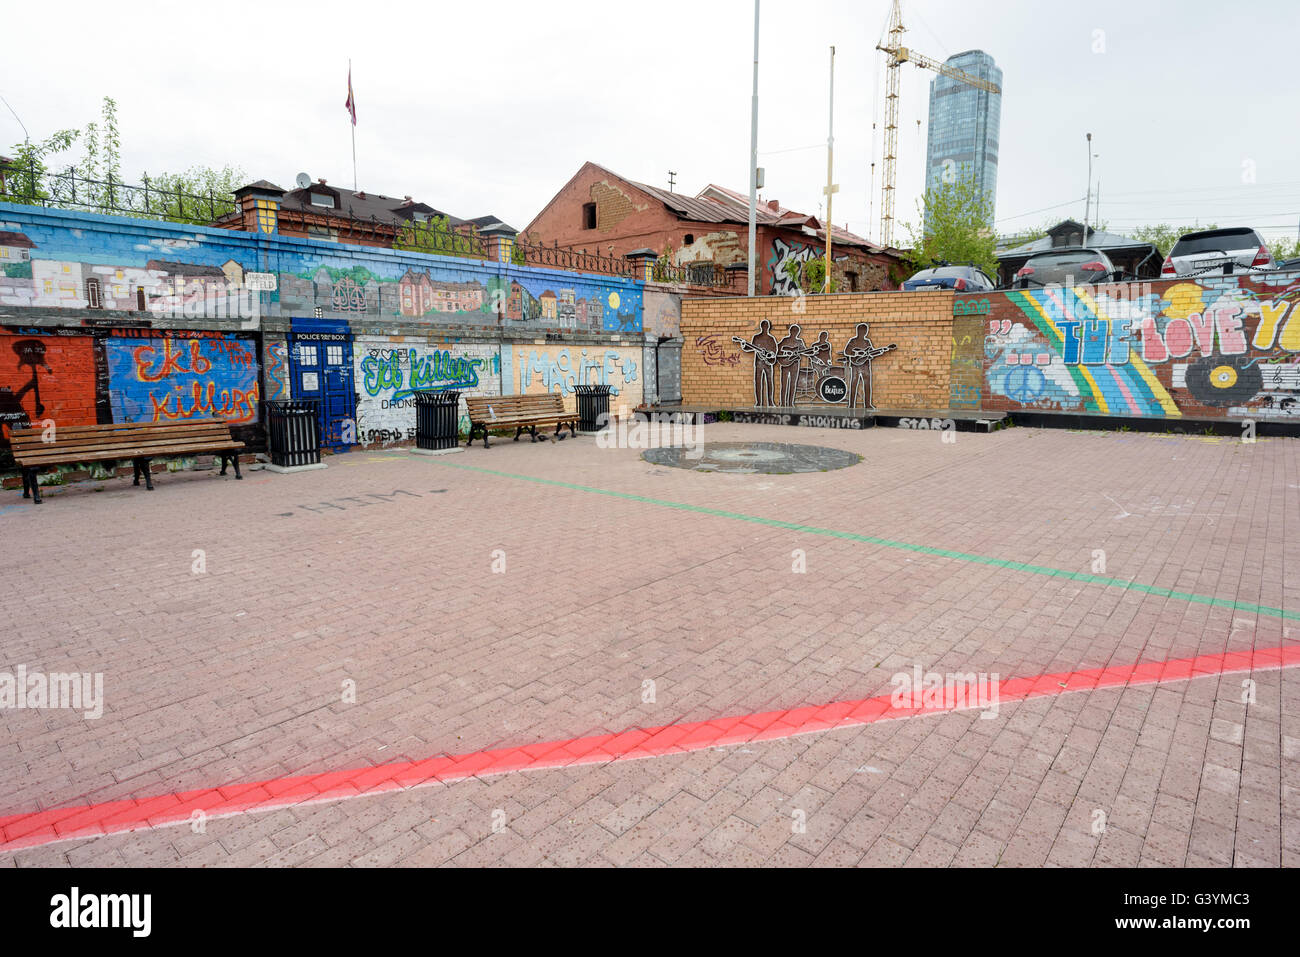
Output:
top-left (345, 64), bottom-right (357, 126)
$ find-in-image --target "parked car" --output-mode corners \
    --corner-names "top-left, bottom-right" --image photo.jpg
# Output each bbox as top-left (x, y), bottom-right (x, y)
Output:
top-left (901, 263), bottom-right (996, 292)
top-left (1011, 248), bottom-right (1119, 288)
top-left (1279, 257), bottom-right (1300, 271)
top-left (1162, 227), bottom-right (1274, 277)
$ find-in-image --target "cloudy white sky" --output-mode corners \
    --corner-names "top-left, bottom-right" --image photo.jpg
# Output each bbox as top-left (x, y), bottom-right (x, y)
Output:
top-left (4, 0), bottom-right (1299, 245)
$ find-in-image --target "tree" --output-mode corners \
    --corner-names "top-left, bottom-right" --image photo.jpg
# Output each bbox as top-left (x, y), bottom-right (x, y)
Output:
top-left (2, 128), bottom-right (79, 204)
top-left (905, 175), bottom-right (999, 278)
top-left (1126, 223), bottom-right (1218, 258)
top-left (1267, 237), bottom-right (1300, 265)
top-left (139, 165), bottom-right (245, 225)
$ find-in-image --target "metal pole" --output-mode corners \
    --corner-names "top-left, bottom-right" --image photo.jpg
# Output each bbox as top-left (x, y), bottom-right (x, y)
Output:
top-left (824, 45), bottom-right (836, 293)
top-left (1084, 132), bottom-right (1092, 246)
top-left (747, 0), bottom-right (760, 297)
top-left (350, 58), bottom-right (358, 192)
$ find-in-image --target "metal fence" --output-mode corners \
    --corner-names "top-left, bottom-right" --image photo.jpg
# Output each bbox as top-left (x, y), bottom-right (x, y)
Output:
top-left (0, 160), bottom-right (730, 287)
top-left (0, 161), bottom-right (237, 225)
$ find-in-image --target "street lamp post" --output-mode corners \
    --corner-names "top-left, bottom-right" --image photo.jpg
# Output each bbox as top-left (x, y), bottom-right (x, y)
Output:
top-left (748, 0), bottom-right (760, 297)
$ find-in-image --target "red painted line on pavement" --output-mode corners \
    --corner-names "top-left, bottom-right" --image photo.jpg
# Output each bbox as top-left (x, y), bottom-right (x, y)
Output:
top-left (2, 642), bottom-right (1296, 853)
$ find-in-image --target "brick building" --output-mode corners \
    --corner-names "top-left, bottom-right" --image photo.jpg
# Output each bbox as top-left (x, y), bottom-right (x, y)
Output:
top-left (216, 178), bottom-right (514, 251)
top-left (525, 161), bottom-right (906, 295)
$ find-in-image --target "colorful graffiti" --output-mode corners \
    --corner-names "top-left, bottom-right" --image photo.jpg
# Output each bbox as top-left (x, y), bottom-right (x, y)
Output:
top-left (515, 345), bottom-right (642, 408)
top-left (0, 332), bottom-right (98, 452)
top-left (104, 332), bottom-right (259, 424)
top-left (264, 340), bottom-right (289, 401)
top-left (353, 337), bottom-right (500, 445)
top-left (986, 273), bottom-right (1300, 418)
top-left (768, 238), bottom-right (848, 296)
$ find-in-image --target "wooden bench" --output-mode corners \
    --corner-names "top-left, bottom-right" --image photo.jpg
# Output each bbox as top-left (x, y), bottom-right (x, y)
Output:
top-left (464, 394), bottom-right (578, 448)
top-left (10, 419), bottom-right (245, 505)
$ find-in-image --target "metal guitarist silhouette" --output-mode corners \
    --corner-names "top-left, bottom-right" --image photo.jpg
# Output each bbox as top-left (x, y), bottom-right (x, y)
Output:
top-left (839, 322), bottom-right (897, 411)
top-left (775, 324), bottom-right (807, 406)
top-left (732, 320), bottom-right (779, 407)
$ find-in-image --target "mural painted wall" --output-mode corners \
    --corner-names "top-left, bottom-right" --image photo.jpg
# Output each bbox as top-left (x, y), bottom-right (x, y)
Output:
top-left (0, 203), bottom-right (646, 335)
top-left (512, 344), bottom-right (643, 412)
top-left (354, 336), bottom-right (501, 445)
top-left (0, 326), bottom-right (262, 466)
top-left (104, 330), bottom-right (259, 425)
top-left (982, 272), bottom-right (1300, 419)
top-left (0, 331), bottom-right (98, 443)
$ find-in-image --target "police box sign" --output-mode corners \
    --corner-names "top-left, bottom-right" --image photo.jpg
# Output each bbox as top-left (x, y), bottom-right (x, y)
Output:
top-left (818, 375), bottom-right (848, 403)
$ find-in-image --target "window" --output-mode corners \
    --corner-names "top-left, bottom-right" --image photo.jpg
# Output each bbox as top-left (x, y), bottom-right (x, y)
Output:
top-left (136, 286), bottom-right (147, 312)
top-left (86, 277), bottom-right (102, 309)
top-left (43, 279), bottom-right (53, 294)
top-left (684, 234), bottom-right (695, 245)
top-left (308, 226), bottom-right (339, 242)
top-left (326, 345), bottom-right (344, 365)
top-left (846, 271), bottom-right (859, 291)
top-left (582, 203), bottom-right (596, 229)
top-left (309, 192), bottom-right (336, 208)
top-left (0, 248), bottom-right (8, 259)
top-left (297, 345), bottom-right (318, 365)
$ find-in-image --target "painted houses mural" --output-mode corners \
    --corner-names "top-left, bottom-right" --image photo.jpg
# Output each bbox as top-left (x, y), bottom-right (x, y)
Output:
top-left (0, 204), bottom-right (648, 464)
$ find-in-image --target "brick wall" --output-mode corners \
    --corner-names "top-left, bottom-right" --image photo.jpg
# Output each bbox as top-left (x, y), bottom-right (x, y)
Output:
top-left (680, 291), bottom-right (954, 410)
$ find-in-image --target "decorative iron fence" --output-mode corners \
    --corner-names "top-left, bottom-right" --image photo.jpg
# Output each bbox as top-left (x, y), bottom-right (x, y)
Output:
top-left (0, 161), bottom-right (731, 287)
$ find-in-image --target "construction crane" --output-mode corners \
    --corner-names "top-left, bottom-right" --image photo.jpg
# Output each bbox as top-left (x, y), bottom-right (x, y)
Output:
top-left (875, 0), bottom-right (1001, 248)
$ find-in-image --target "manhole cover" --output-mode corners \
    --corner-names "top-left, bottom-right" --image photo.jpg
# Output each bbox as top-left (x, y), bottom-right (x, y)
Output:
top-left (642, 442), bottom-right (861, 474)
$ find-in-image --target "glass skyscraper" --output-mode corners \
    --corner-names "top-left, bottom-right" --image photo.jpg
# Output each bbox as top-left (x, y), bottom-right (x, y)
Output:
top-left (924, 50), bottom-right (1002, 219)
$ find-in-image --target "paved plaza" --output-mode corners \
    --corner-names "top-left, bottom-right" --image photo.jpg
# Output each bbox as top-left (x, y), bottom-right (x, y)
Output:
top-left (0, 423), bottom-right (1297, 867)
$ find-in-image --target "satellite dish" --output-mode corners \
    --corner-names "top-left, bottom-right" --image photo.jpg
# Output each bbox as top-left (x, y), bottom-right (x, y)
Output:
top-left (295, 172), bottom-right (312, 189)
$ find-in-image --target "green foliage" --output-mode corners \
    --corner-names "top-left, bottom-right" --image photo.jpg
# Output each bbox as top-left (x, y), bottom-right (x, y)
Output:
top-left (1126, 223), bottom-right (1218, 258)
top-left (783, 256), bottom-right (838, 294)
top-left (1268, 237), bottom-right (1300, 265)
top-left (2, 128), bottom-right (79, 204)
top-left (905, 175), bottom-right (999, 278)
top-left (510, 242), bottom-right (527, 266)
top-left (5, 96), bottom-right (243, 226)
top-left (138, 165), bottom-right (245, 225)
top-left (3, 261), bottom-right (33, 279)
top-left (394, 216), bottom-right (485, 259)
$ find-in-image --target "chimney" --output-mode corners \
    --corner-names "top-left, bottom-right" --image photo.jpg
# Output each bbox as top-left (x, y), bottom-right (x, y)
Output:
top-left (767, 199), bottom-right (780, 212)
top-left (317, 178), bottom-right (327, 185)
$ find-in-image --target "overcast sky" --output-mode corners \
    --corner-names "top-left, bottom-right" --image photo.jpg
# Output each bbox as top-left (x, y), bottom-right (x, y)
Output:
top-left (4, 0), bottom-right (1299, 246)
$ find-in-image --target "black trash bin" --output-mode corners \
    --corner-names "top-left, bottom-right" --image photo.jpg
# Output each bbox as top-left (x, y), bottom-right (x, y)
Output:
top-left (575, 384), bottom-right (612, 432)
top-left (265, 400), bottom-right (321, 468)
top-left (414, 390), bottom-right (463, 451)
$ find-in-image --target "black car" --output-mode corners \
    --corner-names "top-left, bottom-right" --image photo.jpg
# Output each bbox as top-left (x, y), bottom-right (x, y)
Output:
top-left (901, 264), bottom-right (996, 292)
top-left (1012, 248), bottom-right (1120, 288)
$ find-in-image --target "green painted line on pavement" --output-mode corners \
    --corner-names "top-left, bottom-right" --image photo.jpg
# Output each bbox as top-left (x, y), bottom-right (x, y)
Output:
top-left (433, 460), bottom-right (1296, 623)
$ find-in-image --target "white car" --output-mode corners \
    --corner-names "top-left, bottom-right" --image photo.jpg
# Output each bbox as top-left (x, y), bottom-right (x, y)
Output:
top-left (1162, 227), bottom-right (1274, 277)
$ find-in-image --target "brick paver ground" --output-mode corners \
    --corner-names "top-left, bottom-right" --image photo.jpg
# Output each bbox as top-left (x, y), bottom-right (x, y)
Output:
top-left (0, 423), bottom-right (1296, 866)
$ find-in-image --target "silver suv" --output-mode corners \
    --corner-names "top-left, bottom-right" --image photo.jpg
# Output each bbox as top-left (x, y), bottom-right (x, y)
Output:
top-left (1162, 227), bottom-right (1275, 277)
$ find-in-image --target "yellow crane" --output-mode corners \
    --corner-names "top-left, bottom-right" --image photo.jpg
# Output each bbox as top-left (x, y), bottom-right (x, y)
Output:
top-left (875, 0), bottom-right (1001, 248)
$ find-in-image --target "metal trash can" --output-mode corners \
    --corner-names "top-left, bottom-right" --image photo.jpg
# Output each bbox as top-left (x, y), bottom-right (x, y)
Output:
top-left (414, 390), bottom-right (463, 451)
top-left (265, 400), bottom-right (321, 468)
top-left (575, 384), bottom-right (612, 432)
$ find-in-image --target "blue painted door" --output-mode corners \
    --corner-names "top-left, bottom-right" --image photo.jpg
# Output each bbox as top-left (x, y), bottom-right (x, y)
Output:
top-left (289, 318), bottom-right (355, 451)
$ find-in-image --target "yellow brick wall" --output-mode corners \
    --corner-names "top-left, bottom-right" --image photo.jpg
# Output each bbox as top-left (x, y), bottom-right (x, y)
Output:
top-left (679, 291), bottom-right (955, 410)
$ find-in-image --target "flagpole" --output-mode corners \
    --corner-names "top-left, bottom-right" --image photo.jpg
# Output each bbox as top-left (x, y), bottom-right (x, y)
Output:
top-left (350, 59), bottom-right (357, 191)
